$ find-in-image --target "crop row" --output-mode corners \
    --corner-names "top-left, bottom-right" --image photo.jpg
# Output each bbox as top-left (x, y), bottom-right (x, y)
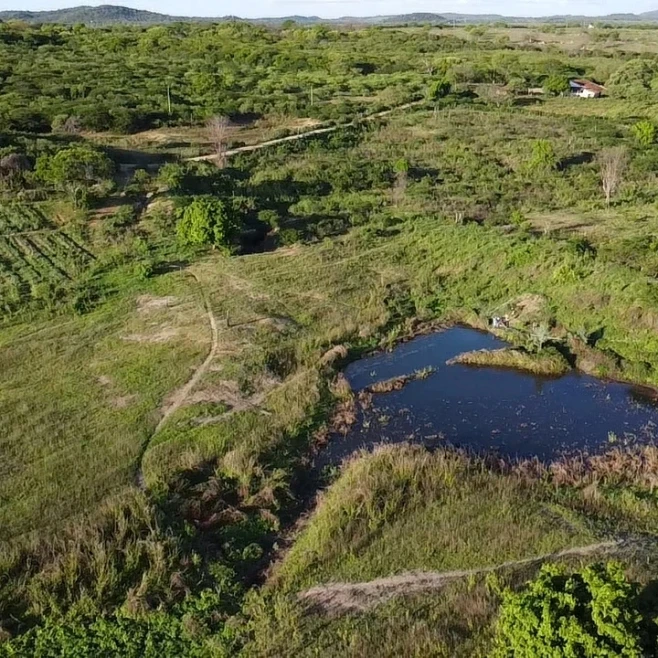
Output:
top-left (0, 231), bottom-right (94, 309)
top-left (0, 204), bottom-right (53, 235)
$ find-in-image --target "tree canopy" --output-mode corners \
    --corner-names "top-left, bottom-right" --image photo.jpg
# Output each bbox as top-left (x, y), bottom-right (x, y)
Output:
top-left (176, 196), bottom-right (239, 248)
top-left (494, 562), bottom-right (648, 658)
top-left (34, 145), bottom-right (113, 205)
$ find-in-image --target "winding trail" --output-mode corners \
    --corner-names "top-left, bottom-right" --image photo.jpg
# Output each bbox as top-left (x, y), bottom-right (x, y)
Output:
top-left (154, 273), bottom-right (220, 434)
top-left (136, 271), bottom-right (219, 488)
top-left (188, 100), bottom-right (426, 163)
top-left (298, 539), bottom-right (644, 614)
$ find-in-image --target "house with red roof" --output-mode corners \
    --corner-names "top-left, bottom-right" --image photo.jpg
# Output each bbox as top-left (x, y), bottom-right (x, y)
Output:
top-left (569, 79), bottom-right (606, 98)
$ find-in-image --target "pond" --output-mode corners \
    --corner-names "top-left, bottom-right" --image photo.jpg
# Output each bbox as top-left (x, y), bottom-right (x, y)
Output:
top-left (319, 327), bottom-right (658, 465)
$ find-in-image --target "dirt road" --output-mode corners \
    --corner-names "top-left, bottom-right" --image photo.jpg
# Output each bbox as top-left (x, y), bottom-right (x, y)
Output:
top-left (153, 272), bottom-right (220, 434)
top-left (188, 100), bottom-right (426, 163)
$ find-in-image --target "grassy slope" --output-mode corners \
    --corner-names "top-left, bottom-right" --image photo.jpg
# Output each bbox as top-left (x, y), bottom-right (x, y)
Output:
top-left (0, 270), bottom-right (207, 540)
top-left (242, 445), bottom-right (658, 657)
top-left (272, 446), bottom-right (595, 590)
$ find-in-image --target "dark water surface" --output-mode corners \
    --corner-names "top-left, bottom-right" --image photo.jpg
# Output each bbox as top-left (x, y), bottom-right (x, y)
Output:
top-left (320, 327), bottom-right (658, 465)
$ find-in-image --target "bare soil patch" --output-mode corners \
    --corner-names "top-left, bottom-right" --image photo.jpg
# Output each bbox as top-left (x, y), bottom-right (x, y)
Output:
top-left (509, 293), bottom-right (549, 324)
top-left (187, 375), bottom-right (281, 425)
top-left (122, 326), bottom-right (179, 343)
top-left (320, 345), bottom-right (348, 367)
top-left (96, 374), bottom-right (138, 409)
top-left (136, 295), bottom-right (179, 313)
top-left (257, 316), bottom-right (296, 332)
top-left (111, 394), bottom-right (138, 409)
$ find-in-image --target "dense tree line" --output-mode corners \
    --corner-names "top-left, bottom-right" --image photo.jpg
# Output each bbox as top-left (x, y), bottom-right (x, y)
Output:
top-left (0, 21), bottom-right (641, 136)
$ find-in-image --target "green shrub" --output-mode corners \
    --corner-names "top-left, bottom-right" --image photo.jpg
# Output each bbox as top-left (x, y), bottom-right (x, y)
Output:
top-left (529, 140), bottom-right (557, 172)
top-left (158, 163), bottom-right (186, 193)
top-left (494, 562), bottom-right (646, 658)
top-left (631, 120), bottom-right (656, 148)
top-left (509, 210), bottom-right (526, 227)
top-left (427, 78), bottom-right (451, 102)
top-left (176, 196), bottom-right (240, 249)
top-left (257, 209), bottom-right (281, 230)
top-left (126, 168), bottom-right (151, 195)
top-left (278, 228), bottom-right (300, 246)
top-left (393, 158), bottom-right (410, 174)
top-left (101, 205), bottom-right (136, 241)
top-left (543, 74), bottom-right (570, 96)
top-left (0, 607), bottom-right (212, 658)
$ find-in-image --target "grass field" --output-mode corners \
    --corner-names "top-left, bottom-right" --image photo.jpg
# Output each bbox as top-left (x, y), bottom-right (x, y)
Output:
top-left (4, 89), bottom-right (658, 652)
top-left (272, 446), bottom-right (596, 590)
top-left (438, 25), bottom-right (658, 56)
top-left (0, 270), bottom-right (207, 540)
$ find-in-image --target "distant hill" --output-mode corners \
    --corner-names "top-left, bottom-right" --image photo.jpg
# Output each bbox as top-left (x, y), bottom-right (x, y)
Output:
top-left (0, 5), bottom-right (218, 24)
top-left (376, 13), bottom-right (448, 25)
top-left (2, 4), bottom-right (658, 26)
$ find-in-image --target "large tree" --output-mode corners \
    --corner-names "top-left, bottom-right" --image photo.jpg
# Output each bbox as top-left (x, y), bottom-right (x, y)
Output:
top-left (35, 145), bottom-right (113, 206)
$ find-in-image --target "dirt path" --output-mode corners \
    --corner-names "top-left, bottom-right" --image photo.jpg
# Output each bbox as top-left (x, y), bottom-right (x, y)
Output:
top-left (188, 100), bottom-right (426, 163)
top-left (155, 273), bottom-right (219, 433)
top-left (298, 539), bottom-right (639, 614)
top-left (135, 271), bottom-right (219, 488)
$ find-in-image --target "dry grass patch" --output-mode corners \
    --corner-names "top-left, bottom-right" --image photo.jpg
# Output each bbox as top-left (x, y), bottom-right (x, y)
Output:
top-left (136, 295), bottom-right (179, 312)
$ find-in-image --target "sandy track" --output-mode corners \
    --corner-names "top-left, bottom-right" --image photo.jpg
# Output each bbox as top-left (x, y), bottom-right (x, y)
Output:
top-left (135, 272), bottom-right (219, 488)
top-left (188, 100), bottom-right (426, 163)
top-left (298, 539), bottom-right (637, 614)
top-left (154, 272), bottom-right (219, 433)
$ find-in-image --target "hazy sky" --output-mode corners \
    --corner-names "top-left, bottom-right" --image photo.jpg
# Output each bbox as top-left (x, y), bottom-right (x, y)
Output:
top-left (10, 0), bottom-right (658, 18)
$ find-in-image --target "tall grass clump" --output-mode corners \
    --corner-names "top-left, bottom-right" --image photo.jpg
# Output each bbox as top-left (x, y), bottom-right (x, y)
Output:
top-left (448, 347), bottom-right (570, 376)
top-left (0, 491), bottom-right (182, 636)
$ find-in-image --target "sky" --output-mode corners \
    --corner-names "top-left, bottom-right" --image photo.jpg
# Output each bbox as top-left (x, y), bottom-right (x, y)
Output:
top-left (7, 0), bottom-right (658, 19)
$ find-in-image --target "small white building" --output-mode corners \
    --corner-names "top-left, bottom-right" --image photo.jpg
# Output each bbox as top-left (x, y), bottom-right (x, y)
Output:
top-left (569, 79), bottom-right (605, 98)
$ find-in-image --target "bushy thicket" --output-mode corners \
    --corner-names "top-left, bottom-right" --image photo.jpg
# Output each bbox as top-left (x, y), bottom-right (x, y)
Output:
top-left (494, 562), bottom-right (654, 657)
